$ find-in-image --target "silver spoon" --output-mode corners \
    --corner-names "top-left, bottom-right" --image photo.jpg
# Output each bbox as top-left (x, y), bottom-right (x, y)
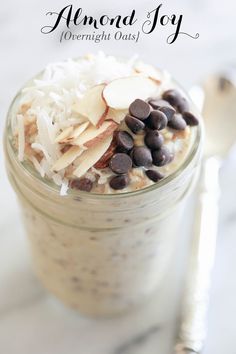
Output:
top-left (175, 69), bottom-right (236, 354)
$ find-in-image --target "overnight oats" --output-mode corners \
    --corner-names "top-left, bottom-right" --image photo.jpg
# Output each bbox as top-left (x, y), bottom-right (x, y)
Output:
top-left (4, 53), bottom-right (202, 316)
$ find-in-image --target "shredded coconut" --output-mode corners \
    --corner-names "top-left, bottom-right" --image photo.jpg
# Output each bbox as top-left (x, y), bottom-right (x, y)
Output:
top-left (91, 167), bottom-right (113, 185)
top-left (30, 156), bottom-right (45, 178)
top-left (60, 179), bottom-right (69, 196)
top-left (31, 142), bottom-right (52, 162)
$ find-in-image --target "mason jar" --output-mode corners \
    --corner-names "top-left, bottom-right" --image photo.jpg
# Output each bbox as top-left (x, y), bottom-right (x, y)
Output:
top-left (4, 80), bottom-right (203, 317)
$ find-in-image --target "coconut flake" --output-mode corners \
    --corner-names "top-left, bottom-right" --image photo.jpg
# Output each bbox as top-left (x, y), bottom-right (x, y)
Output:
top-left (31, 142), bottom-right (51, 162)
top-left (91, 167), bottom-right (113, 185)
top-left (52, 173), bottom-right (63, 186)
top-left (39, 157), bottom-right (51, 176)
top-left (30, 156), bottom-right (45, 177)
top-left (165, 141), bottom-right (175, 154)
top-left (36, 109), bottom-right (59, 161)
top-left (60, 179), bottom-right (69, 196)
top-left (84, 171), bottom-right (97, 183)
top-left (49, 92), bottom-right (62, 103)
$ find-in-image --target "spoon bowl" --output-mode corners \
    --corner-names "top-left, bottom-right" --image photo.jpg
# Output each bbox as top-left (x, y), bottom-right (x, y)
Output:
top-left (202, 73), bottom-right (236, 157)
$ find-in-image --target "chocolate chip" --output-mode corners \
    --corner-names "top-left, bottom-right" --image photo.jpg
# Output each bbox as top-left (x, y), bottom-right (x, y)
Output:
top-left (162, 89), bottom-right (182, 107)
top-left (109, 153), bottom-right (132, 174)
top-left (109, 174), bottom-right (129, 190)
top-left (148, 99), bottom-right (172, 110)
top-left (182, 112), bottom-right (199, 126)
top-left (70, 178), bottom-right (93, 192)
top-left (116, 131), bottom-right (134, 152)
top-left (145, 130), bottom-right (164, 150)
top-left (129, 99), bottom-right (151, 120)
top-left (159, 106), bottom-right (176, 121)
top-left (168, 114), bottom-right (187, 130)
top-left (177, 97), bottom-right (189, 113)
top-left (152, 146), bottom-right (173, 166)
top-left (125, 114), bottom-right (145, 134)
top-left (147, 110), bottom-right (168, 130)
top-left (131, 146), bottom-right (152, 167)
top-left (162, 90), bottom-right (189, 113)
top-left (146, 170), bottom-right (164, 182)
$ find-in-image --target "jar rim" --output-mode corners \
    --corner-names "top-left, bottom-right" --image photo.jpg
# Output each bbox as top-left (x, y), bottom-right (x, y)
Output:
top-left (5, 70), bottom-right (203, 201)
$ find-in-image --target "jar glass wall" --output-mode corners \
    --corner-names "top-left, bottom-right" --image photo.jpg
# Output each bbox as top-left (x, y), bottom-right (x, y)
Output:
top-left (4, 79), bottom-right (203, 317)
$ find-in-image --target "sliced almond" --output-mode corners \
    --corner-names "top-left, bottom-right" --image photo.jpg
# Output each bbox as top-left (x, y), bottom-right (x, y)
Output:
top-left (106, 108), bottom-right (127, 124)
top-left (63, 121), bottom-right (90, 144)
top-left (103, 76), bottom-right (159, 109)
top-left (94, 138), bottom-right (117, 169)
top-left (72, 120), bottom-right (117, 148)
top-left (75, 84), bottom-right (108, 127)
top-left (134, 62), bottom-right (162, 83)
top-left (73, 136), bottom-right (113, 178)
top-left (57, 122), bottom-right (90, 144)
top-left (55, 126), bottom-right (74, 143)
top-left (59, 115), bottom-right (88, 127)
top-left (52, 146), bottom-right (84, 172)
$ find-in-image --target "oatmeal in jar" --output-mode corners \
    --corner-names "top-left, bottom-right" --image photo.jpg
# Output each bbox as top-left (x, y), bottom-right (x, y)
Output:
top-left (4, 53), bottom-right (202, 316)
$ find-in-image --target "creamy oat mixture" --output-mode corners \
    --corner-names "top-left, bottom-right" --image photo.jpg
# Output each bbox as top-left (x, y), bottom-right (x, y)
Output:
top-left (12, 52), bottom-right (199, 194)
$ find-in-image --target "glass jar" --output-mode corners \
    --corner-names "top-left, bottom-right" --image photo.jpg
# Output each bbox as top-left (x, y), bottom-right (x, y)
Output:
top-left (4, 82), bottom-right (203, 317)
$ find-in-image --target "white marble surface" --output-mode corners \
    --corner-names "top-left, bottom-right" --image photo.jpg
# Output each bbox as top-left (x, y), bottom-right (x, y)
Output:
top-left (1, 1), bottom-right (236, 353)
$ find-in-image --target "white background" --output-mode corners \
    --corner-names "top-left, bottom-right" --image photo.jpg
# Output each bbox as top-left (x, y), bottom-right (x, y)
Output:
top-left (0, 1), bottom-right (236, 353)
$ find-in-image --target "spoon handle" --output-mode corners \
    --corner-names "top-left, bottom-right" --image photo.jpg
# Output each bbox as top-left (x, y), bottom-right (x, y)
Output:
top-left (175, 156), bottom-right (221, 353)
